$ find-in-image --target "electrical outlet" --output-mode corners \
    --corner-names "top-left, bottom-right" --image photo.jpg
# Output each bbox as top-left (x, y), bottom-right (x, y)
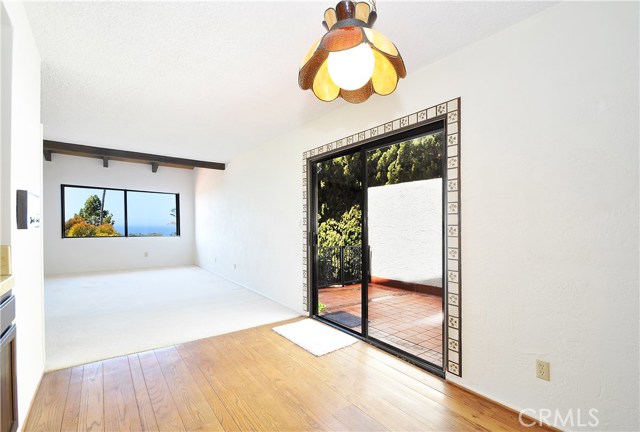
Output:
top-left (536, 360), bottom-right (550, 381)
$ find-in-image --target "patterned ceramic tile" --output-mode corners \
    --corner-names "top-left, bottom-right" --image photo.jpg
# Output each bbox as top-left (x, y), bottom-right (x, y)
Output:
top-left (448, 316), bottom-right (459, 329)
top-left (448, 271), bottom-right (459, 283)
top-left (448, 293), bottom-right (459, 306)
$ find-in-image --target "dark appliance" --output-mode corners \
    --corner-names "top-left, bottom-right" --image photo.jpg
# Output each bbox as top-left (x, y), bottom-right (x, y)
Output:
top-left (0, 290), bottom-right (17, 432)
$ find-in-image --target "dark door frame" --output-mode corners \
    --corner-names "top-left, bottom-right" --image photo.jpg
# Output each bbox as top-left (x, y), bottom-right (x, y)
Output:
top-left (309, 119), bottom-right (447, 378)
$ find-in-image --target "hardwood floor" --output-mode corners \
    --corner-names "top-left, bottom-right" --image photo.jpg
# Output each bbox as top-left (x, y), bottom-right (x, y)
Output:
top-left (25, 318), bottom-right (552, 431)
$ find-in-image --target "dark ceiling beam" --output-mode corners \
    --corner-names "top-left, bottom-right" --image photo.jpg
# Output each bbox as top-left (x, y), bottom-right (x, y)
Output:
top-left (43, 140), bottom-right (225, 171)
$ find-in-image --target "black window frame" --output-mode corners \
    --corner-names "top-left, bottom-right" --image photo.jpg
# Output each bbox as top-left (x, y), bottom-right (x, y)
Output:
top-left (61, 184), bottom-right (181, 239)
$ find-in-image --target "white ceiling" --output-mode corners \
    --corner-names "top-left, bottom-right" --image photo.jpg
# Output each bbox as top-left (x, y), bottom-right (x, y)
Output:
top-left (25, 1), bottom-right (554, 163)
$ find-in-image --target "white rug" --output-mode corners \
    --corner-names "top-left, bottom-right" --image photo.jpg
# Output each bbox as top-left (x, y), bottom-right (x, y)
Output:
top-left (273, 319), bottom-right (358, 356)
top-left (45, 266), bottom-right (300, 370)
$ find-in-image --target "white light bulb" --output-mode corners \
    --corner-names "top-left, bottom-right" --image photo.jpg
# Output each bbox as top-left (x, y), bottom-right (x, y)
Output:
top-left (327, 44), bottom-right (374, 91)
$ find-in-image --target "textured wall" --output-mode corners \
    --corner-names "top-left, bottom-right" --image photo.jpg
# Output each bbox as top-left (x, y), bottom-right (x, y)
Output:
top-left (368, 179), bottom-right (443, 285)
top-left (44, 154), bottom-right (195, 275)
top-left (194, 3), bottom-right (639, 429)
top-left (2, 1), bottom-right (46, 426)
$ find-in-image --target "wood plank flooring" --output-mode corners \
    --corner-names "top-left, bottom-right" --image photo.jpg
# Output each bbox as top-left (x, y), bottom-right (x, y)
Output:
top-left (25, 318), bottom-right (552, 431)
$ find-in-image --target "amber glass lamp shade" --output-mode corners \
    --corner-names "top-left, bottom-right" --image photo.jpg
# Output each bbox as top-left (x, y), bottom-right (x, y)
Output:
top-left (298, 0), bottom-right (406, 103)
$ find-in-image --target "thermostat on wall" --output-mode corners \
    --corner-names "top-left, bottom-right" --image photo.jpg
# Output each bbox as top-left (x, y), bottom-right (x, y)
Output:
top-left (16, 189), bottom-right (41, 230)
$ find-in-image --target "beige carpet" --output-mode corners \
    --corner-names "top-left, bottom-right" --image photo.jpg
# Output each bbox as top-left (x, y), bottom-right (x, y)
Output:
top-left (44, 266), bottom-right (300, 370)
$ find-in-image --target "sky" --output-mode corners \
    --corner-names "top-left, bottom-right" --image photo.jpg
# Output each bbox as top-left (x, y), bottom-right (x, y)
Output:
top-left (64, 187), bottom-right (177, 233)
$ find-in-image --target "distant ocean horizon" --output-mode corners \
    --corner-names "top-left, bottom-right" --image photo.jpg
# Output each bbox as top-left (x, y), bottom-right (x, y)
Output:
top-left (126, 225), bottom-right (177, 236)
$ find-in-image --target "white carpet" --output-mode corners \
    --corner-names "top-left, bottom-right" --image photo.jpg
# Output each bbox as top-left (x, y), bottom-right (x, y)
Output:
top-left (273, 319), bottom-right (358, 356)
top-left (45, 266), bottom-right (300, 370)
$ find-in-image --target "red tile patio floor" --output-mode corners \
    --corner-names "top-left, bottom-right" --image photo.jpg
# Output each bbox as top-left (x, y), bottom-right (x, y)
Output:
top-left (318, 283), bottom-right (443, 367)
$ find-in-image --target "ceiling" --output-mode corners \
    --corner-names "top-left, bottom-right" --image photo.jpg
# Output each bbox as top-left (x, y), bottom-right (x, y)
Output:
top-left (25, 1), bottom-right (553, 163)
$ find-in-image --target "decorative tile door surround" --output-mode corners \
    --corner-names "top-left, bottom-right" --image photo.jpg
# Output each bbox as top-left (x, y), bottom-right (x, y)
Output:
top-left (302, 98), bottom-right (462, 377)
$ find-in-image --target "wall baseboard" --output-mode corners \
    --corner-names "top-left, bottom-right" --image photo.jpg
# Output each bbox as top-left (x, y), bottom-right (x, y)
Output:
top-left (447, 381), bottom-right (562, 431)
top-left (370, 276), bottom-right (443, 297)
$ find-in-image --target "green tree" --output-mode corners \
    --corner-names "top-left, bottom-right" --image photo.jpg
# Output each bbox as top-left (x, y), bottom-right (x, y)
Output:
top-left (78, 195), bottom-right (114, 226)
top-left (368, 133), bottom-right (443, 187)
top-left (64, 194), bottom-right (121, 237)
top-left (316, 153), bottom-right (362, 224)
top-left (318, 205), bottom-right (362, 247)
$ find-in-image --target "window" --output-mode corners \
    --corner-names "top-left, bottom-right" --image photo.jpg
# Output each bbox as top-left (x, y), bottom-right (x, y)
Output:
top-left (61, 185), bottom-right (180, 238)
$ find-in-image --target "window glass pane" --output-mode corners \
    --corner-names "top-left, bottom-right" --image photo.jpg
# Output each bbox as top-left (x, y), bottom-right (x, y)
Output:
top-left (127, 192), bottom-right (178, 237)
top-left (63, 187), bottom-right (125, 237)
top-left (315, 151), bottom-right (363, 332)
top-left (366, 131), bottom-right (444, 367)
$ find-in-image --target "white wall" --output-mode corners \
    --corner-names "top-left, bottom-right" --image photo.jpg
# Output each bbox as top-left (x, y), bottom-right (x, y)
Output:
top-left (44, 154), bottom-right (195, 275)
top-left (1, 1), bottom-right (45, 427)
top-left (195, 2), bottom-right (639, 430)
top-left (368, 179), bottom-right (442, 286)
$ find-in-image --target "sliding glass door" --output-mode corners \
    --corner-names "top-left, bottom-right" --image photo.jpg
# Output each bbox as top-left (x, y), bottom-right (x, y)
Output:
top-left (365, 132), bottom-right (444, 368)
top-left (311, 123), bottom-right (446, 373)
top-left (312, 149), bottom-right (364, 333)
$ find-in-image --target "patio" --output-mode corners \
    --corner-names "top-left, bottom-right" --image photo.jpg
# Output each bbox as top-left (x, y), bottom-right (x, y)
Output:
top-left (319, 283), bottom-right (443, 366)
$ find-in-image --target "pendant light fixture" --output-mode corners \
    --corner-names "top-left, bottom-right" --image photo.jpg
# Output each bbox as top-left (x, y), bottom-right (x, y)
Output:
top-left (298, 0), bottom-right (406, 104)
